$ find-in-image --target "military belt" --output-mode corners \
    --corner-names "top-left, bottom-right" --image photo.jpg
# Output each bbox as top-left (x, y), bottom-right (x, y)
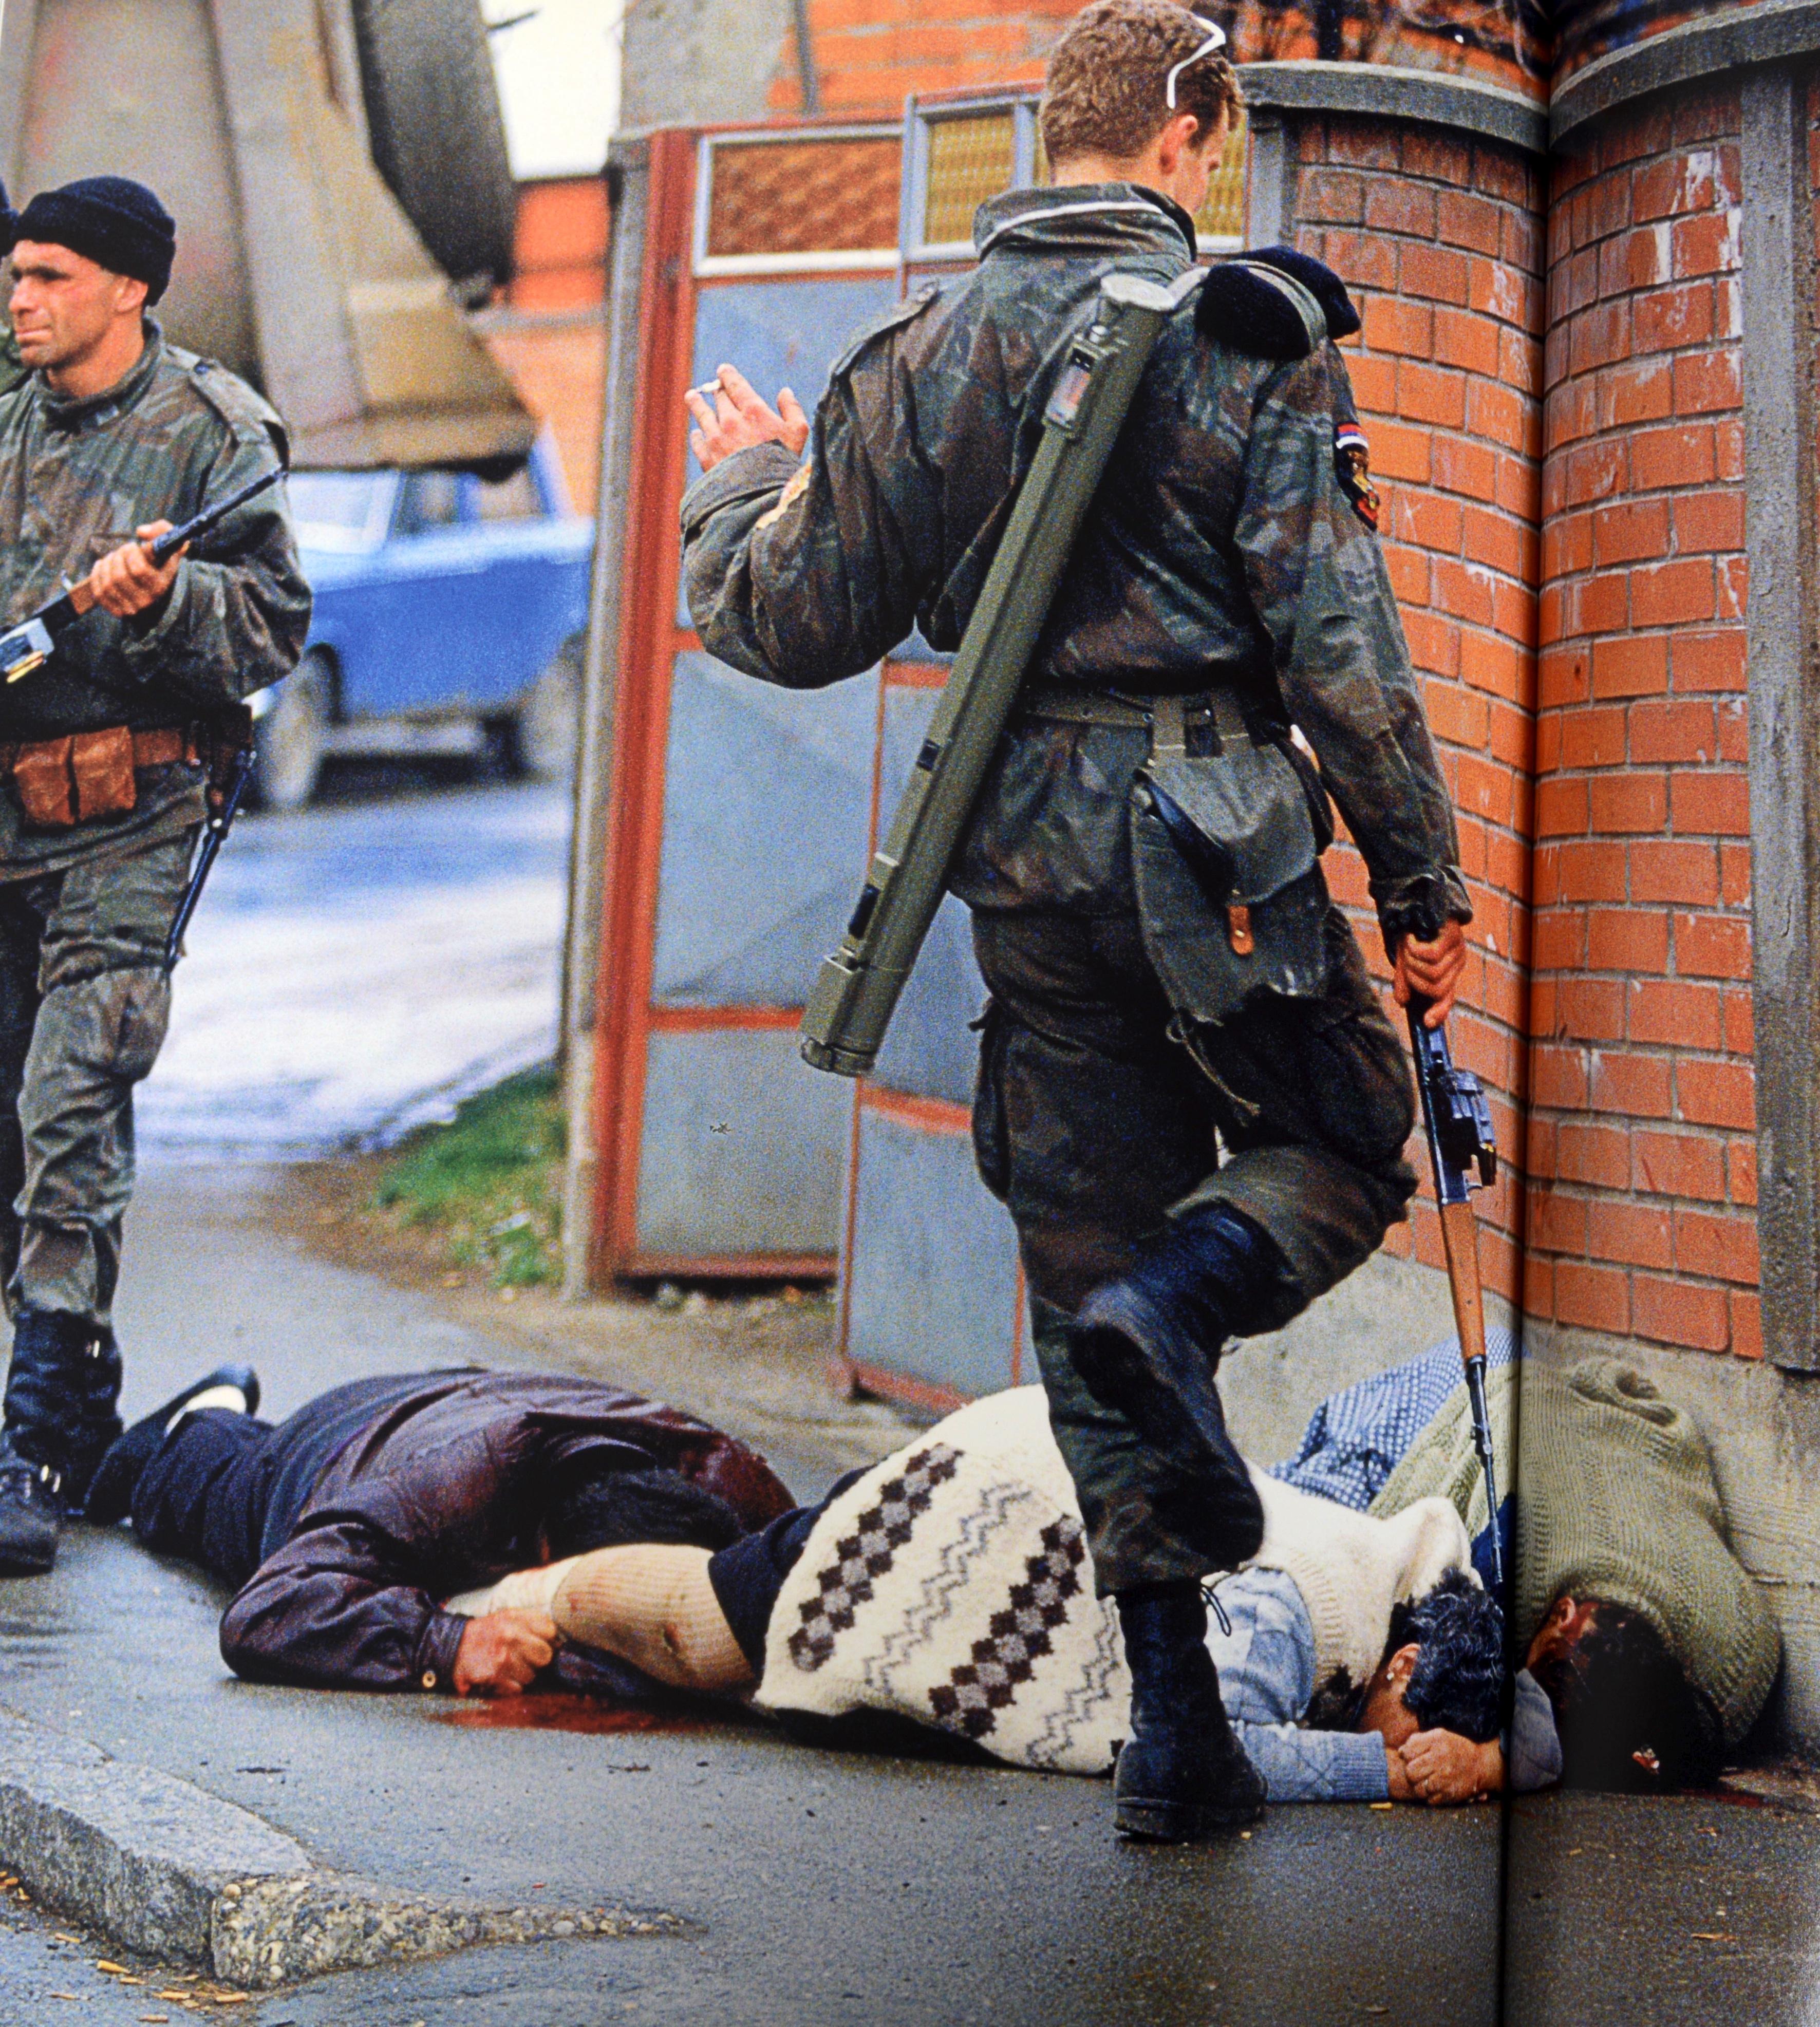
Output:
top-left (1017, 681), bottom-right (1268, 748)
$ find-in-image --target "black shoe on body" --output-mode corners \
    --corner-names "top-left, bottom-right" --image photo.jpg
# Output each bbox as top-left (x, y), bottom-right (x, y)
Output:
top-left (1113, 1582), bottom-right (1266, 1842)
top-left (1069, 1205), bottom-right (1290, 1566)
top-left (0, 1435), bottom-right (65, 1574)
top-left (83, 1364), bottom-right (260, 1527)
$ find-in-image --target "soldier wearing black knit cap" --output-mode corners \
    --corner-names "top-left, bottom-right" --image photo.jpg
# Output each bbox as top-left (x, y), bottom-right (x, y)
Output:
top-left (0, 176), bottom-right (310, 1572)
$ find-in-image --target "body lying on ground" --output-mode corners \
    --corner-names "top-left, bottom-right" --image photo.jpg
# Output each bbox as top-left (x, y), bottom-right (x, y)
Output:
top-left (84, 1366), bottom-right (795, 1696)
top-left (95, 1364), bottom-right (1509, 1804)
top-left (1279, 1334), bottom-right (1781, 1792)
top-left (459, 1389), bottom-right (1521, 1807)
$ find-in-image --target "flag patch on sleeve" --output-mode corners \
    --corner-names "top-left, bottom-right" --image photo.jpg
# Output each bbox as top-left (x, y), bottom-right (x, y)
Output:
top-left (1334, 423), bottom-right (1380, 532)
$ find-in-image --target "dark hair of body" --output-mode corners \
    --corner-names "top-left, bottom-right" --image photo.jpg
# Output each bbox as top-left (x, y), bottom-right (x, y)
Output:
top-left (545, 1466), bottom-right (745, 1561)
top-left (1529, 1605), bottom-right (1722, 1792)
top-left (1383, 1570), bottom-right (1506, 1743)
top-left (1039, 0), bottom-right (1244, 166)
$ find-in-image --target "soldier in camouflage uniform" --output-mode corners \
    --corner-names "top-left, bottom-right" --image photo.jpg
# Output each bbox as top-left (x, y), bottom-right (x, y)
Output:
top-left (0, 177), bottom-right (309, 1571)
top-left (682, 0), bottom-right (1469, 1840)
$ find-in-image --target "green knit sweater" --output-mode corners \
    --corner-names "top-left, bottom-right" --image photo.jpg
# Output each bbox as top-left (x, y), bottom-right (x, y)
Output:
top-left (1372, 1358), bottom-right (1779, 1748)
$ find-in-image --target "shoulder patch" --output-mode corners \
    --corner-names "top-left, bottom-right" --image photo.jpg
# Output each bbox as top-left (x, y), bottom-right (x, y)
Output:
top-left (831, 283), bottom-right (941, 381)
top-left (1194, 260), bottom-right (1326, 362)
top-left (166, 344), bottom-right (291, 467)
top-left (1334, 422), bottom-right (1380, 531)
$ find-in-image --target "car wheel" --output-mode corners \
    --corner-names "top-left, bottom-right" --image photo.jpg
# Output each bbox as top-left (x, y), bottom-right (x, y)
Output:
top-left (514, 643), bottom-right (582, 782)
top-left (253, 654), bottom-right (331, 813)
top-left (349, 0), bottom-right (516, 295)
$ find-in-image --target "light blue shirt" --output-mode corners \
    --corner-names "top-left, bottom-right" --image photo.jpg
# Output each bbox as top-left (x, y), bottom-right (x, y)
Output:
top-left (1208, 1568), bottom-right (1391, 1803)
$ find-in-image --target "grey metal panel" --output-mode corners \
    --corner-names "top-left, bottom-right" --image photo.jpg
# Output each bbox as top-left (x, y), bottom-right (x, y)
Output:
top-left (844, 1104), bottom-right (1021, 1398)
top-left (868, 681), bottom-right (984, 1108)
top-left (651, 650), bottom-right (878, 1005)
top-left (634, 1027), bottom-right (849, 1254)
top-left (678, 275), bottom-right (898, 626)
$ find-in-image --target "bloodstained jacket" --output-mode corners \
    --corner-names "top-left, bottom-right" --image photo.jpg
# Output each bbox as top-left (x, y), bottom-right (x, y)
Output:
top-left (218, 1372), bottom-right (796, 1694)
top-left (0, 319), bottom-right (311, 870)
top-left (681, 183), bottom-right (1468, 945)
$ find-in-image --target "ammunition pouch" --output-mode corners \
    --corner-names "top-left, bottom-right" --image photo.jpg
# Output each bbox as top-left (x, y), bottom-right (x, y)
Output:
top-left (1129, 691), bottom-right (1331, 1026)
top-left (1, 709), bottom-right (251, 829)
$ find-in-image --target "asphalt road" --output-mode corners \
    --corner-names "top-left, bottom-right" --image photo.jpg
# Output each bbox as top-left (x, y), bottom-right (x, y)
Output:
top-left (0, 1168), bottom-right (1809, 2025)
top-left (0, 775), bottom-right (1811, 2022)
top-left (138, 775), bottom-right (570, 1159)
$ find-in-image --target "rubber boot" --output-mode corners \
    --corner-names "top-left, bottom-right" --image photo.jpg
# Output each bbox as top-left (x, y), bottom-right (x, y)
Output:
top-left (0, 1308), bottom-right (96, 1573)
top-left (84, 1364), bottom-right (261, 1528)
top-left (1069, 1204), bottom-right (1292, 1567)
top-left (1113, 1582), bottom-right (1266, 1841)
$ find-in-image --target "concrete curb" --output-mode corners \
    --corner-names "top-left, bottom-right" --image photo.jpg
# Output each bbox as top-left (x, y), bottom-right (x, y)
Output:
top-left (0, 1710), bottom-right (685, 1988)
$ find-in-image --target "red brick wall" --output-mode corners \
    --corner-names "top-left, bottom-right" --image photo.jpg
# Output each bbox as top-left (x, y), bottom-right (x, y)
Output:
top-left (1528, 87), bottom-right (1758, 1357)
top-left (769, 0), bottom-right (1074, 115)
top-left (1290, 115), bottom-right (1546, 1308)
top-left (481, 177), bottom-right (611, 511)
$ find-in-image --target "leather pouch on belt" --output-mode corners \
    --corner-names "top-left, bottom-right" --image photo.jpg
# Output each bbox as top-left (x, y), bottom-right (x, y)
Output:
top-left (1130, 697), bottom-right (1330, 1027)
top-left (12, 727), bottom-right (138, 828)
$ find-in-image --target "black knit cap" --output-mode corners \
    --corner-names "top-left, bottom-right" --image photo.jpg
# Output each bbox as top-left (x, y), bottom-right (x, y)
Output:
top-left (14, 176), bottom-right (175, 303)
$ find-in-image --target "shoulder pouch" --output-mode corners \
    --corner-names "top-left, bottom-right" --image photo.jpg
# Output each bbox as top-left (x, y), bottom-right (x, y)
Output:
top-left (1130, 693), bottom-right (1330, 1026)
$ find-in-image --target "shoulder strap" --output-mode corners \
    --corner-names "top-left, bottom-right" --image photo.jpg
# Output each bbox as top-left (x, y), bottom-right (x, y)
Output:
top-left (166, 344), bottom-right (291, 467)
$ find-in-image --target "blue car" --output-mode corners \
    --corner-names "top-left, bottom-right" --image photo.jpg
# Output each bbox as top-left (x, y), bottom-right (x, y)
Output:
top-left (255, 438), bottom-right (593, 809)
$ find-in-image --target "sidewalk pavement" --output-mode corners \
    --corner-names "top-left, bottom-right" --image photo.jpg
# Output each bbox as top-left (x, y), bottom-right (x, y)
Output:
top-left (0, 1165), bottom-right (1810, 2025)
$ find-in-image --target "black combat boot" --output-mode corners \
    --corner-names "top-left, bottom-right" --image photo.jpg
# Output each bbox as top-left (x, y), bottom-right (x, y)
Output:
top-left (84, 1364), bottom-right (260, 1527)
top-left (1113, 1582), bottom-right (1266, 1841)
top-left (0, 1308), bottom-right (96, 1573)
top-left (1069, 1204), bottom-right (1293, 1567)
top-left (66, 1327), bottom-right (124, 1515)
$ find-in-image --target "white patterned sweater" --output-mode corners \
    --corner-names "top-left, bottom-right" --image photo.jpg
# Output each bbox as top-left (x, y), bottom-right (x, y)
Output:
top-left (757, 1387), bottom-right (1474, 1785)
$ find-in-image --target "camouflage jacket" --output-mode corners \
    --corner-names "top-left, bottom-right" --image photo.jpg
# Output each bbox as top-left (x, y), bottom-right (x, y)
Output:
top-left (0, 319), bottom-right (310, 870)
top-left (682, 185), bottom-right (1468, 942)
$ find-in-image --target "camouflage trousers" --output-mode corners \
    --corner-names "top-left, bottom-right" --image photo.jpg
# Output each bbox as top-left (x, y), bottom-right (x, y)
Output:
top-left (970, 900), bottom-right (1418, 1594)
top-left (0, 827), bottom-right (193, 1328)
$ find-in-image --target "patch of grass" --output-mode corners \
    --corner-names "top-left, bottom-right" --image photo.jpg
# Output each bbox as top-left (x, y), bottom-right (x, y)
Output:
top-left (372, 1066), bottom-right (565, 1288)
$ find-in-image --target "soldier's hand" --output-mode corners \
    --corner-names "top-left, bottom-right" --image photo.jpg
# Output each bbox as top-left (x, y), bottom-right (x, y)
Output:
top-left (451, 1607), bottom-right (560, 1697)
top-left (686, 365), bottom-right (810, 472)
top-left (90, 522), bottom-right (185, 618)
top-left (1392, 918), bottom-right (1467, 1027)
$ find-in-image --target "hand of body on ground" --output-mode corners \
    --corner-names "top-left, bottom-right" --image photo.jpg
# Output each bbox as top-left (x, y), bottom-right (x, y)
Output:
top-left (686, 366), bottom-right (809, 473)
top-left (453, 1607), bottom-right (560, 1697)
top-left (1396, 1728), bottom-right (1503, 1806)
top-left (89, 521), bottom-right (185, 617)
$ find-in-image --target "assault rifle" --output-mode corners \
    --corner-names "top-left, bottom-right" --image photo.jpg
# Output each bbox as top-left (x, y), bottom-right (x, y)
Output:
top-left (1405, 958), bottom-right (1505, 1589)
top-left (800, 268), bottom-right (1208, 1076)
top-left (0, 465), bottom-right (284, 685)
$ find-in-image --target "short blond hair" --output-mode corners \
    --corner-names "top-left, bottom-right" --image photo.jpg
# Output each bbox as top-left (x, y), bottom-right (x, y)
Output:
top-left (1040, 0), bottom-right (1242, 167)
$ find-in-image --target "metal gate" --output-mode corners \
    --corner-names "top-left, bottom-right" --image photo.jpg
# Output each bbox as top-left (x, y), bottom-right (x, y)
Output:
top-left (576, 93), bottom-right (1245, 1384)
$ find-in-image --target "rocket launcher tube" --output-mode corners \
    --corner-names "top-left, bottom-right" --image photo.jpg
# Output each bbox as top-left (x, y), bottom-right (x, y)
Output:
top-left (801, 270), bottom-right (1199, 1076)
